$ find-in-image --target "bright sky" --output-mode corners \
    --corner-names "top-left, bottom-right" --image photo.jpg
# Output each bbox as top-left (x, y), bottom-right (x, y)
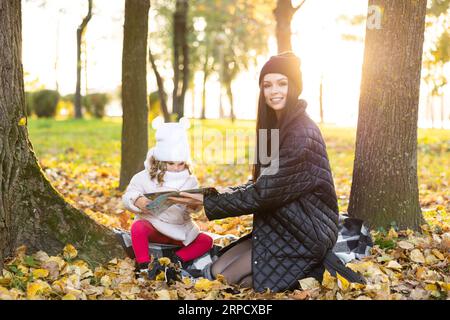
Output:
top-left (22, 0), bottom-right (450, 128)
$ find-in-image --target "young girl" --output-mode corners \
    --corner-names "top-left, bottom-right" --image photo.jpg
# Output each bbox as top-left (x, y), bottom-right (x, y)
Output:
top-left (122, 117), bottom-right (213, 277)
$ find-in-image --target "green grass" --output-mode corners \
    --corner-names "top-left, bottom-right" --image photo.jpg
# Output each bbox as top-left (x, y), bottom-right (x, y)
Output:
top-left (28, 117), bottom-right (450, 213)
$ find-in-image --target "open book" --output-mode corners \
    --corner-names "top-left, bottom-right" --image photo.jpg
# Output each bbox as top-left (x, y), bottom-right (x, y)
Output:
top-left (143, 187), bottom-right (218, 215)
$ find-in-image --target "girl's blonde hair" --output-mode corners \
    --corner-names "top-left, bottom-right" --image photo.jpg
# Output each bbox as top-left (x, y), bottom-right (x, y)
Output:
top-left (148, 155), bottom-right (192, 185)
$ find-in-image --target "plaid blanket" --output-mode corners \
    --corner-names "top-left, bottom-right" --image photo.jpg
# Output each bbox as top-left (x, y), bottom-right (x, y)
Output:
top-left (333, 213), bottom-right (373, 264)
top-left (113, 214), bottom-right (372, 273)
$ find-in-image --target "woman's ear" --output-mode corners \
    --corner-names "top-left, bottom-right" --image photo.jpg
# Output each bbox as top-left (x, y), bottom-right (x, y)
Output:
top-left (179, 117), bottom-right (190, 129)
top-left (152, 116), bottom-right (164, 129)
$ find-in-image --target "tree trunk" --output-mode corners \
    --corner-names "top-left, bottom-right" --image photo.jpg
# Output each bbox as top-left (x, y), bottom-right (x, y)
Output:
top-left (74, 0), bottom-right (92, 119)
top-left (273, 0), bottom-right (305, 53)
top-left (201, 65), bottom-right (208, 120)
top-left (348, 0), bottom-right (427, 230)
top-left (172, 0), bottom-right (189, 120)
top-left (149, 47), bottom-right (170, 121)
top-left (119, 0), bottom-right (150, 191)
top-left (0, 1), bottom-right (124, 269)
top-left (226, 81), bottom-right (235, 123)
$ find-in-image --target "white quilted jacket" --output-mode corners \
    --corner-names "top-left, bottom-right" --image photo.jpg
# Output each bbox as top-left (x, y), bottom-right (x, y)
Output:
top-left (122, 164), bottom-right (200, 246)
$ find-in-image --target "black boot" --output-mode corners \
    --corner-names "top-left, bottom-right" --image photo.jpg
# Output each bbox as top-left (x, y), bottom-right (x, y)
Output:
top-left (135, 261), bottom-right (150, 276)
top-left (147, 259), bottom-right (166, 280)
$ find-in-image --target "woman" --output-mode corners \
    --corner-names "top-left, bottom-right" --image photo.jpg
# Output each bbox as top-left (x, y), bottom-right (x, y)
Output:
top-left (170, 52), bottom-right (339, 293)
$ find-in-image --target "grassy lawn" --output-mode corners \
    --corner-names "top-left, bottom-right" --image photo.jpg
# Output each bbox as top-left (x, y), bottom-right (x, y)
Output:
top-left (28, 117), bottom-right (450, 214)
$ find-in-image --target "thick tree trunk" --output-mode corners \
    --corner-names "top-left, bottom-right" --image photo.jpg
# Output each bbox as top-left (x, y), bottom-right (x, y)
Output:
top-left (348, 0), bottom-right (427, 230)
top-left (119, 0), bottom-right (150, 191)
top-left (74, 0), bottom-right (93, 119)
top-left (273, 0), bottom-right (305, 53)
top-left (0, 1), bottom-right (124, 269)
top-left (172, 0), bottom-right (189, 120)
top-left (149, 47), bottom-right (170, 121)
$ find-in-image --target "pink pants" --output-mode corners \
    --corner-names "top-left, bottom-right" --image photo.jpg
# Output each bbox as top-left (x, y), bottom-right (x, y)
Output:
top-left (131, 219), bottom-right (213, 264)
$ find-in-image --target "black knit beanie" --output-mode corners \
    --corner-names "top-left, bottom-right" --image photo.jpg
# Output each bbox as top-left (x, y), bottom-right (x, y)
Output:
top-left (258, 51), bottom-right (303, 96)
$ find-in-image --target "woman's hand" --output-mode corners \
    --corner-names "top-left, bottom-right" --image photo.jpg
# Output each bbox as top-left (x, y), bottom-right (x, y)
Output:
top-left (168, 192), bottom-right (204, 208)
top-left (134, 196), bottom-right (153, 215)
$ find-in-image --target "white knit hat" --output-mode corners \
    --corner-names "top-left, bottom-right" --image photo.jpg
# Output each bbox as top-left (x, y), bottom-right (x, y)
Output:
top-left (148, 116), bottom-right (191, 162)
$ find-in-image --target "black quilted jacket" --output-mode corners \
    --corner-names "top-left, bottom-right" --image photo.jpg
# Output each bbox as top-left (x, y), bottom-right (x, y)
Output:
top-left (203, 100), bottom-right (339, 292)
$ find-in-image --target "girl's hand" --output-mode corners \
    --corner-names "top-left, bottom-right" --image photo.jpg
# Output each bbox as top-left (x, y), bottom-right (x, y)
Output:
top-left (134, 196), bottom-right (153, 215)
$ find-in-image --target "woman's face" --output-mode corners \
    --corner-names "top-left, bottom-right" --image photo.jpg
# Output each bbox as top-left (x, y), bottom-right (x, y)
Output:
top-left (263, 73), bottom-right (288, 111)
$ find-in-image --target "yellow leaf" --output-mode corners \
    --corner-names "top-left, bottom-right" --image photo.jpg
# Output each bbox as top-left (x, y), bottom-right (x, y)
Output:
top-left (155, 271), bottom-right (166, 281)
top-left (182, 277), bottom-right (192, 286)
top-left (386, 260), bottom-right (402, 270)
top-left (387, 228), bottom-right (398, 239)
top-left (431, 249), bottom-right (444, 260)
top-left (336, 273), bottom-right (350, 292)
top-left (321, 270), bottom-right (336, 290)
top-left (62, 293), bottom-right (77, 300)
top-left (194, 278), bottom-right (214, 292)
top-left (63, 244), bottom-right (78, 260)
top-left (425, 283), bottom-right (438, 292)
top-left (437, 282), bottom-right (450, 292)
top-left (346, 261), bottom-right (373, 274)
top-left (410, 249), bottom-right (425, 264)
top-left (27, 281), bottom-right (50, 298)
top-left (425, 254), bottom-right (438, 265)
top-left (32, 269), bottom-right (49, 279)
top-left (155, 289), bottom-right (171, 300)
top-left (299, 277), bottom-right (320, 290)
top-left (18, 117), bottom-right (27, 126)
top-left (100, 275), bottom-right (111, 287)
top-left (158, 257), bottom-right (171, 266)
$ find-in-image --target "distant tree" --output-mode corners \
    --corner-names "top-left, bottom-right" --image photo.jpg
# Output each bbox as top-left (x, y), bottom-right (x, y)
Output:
top-left (171, 0), bottom-right (189, 120)
top-left (74, 0), bottom-right (93, 119)
top-left (348, 0), bottom-right (428, 230)
top-left (0, 1), bottom-right (124, 270)
top-left (119, 0), bottom-right (150, 191)
top-left (150, 0), bottom-right (273, 120)
top-left (273, 0), bottom-right (306, 53)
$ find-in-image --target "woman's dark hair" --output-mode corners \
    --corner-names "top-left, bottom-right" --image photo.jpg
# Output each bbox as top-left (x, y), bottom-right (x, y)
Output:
top-left (252, 82), bottom-right (300, 181)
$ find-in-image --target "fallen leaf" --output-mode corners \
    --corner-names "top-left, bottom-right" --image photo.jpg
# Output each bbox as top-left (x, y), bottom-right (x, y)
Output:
top-left (63, 244), bottom-right (78, 260)
top-left (336, 273), bottom-right (350, 292)
top-left (62, 293), bottom-right (77, 300)
top-left (299, 277), bottom-right (320, 290)
top-left (398, 241), bottom-right (414, 250)
top-left (386, 260), bottom-right (402, 270)
top-left (32, 269), bottom-right (49, 279)
top-left (321, 270), bottom-right (336, 290)
top-left (410, 249), bottom-right (425, 264)
top-left (27, 281), bottom-right (51, 298)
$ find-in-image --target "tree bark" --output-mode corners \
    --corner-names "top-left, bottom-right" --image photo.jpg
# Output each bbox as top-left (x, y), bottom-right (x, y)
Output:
top-left (119, 0), bottom-right (150, 191)
top-left (0, 1), bottom-right (124, 268)
top-left (149, 47), bottom-right (170, 121)
top-left (348, 0), bottom-right (427, 230)
top-left (273, 0), bottom-right (305, 53)
top-left (74, 0), bottom-right (93, 119)
top-left (172, 0), bottom-right (189, 120)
